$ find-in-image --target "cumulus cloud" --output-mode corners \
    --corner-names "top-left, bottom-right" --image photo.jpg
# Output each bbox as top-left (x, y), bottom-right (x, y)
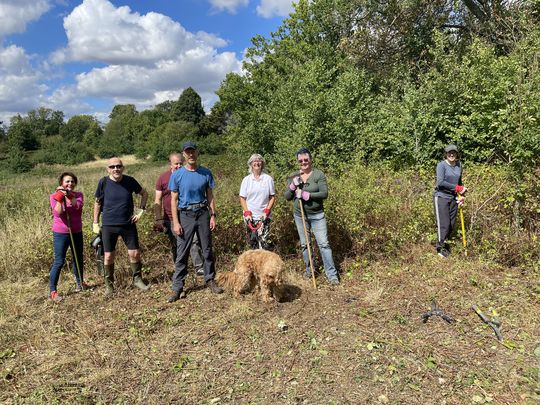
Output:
top-left (256, 0), bottom-right (295, 18)
top-left (209, 0), bottom-right (249, 14)
top-left (51, 0), bottom-right (242, 112)
top-left (0, 45), bottom-right (47, 121)
top-left (0, 0), bottom-right (50, 37)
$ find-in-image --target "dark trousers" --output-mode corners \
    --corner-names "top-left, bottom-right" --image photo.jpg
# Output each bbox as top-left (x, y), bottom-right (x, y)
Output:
top-left (434, 195), bottom-right (458, 251)
top-left (171, 209), bottom-right (215, 292)
top-left (50, 231), bottom-right (84, 292)
top-left (164, 219), bottom-right (203, 270)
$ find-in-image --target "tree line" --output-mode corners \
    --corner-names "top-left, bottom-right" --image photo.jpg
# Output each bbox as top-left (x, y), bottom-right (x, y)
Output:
top-left (2, 0), bottom-right (540, 175)
top-left (0, 87), bottom-right (228, 173)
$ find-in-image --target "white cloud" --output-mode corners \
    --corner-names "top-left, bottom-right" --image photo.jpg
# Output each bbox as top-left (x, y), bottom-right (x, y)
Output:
top-left (0, 0), bottom-right (50, 37)
top-left (209, 0), bottom-right (249, 14)
top-left (256, 0), bottom-right (295, 18)
top-left (50, 0), bottom-right (242, 112)
top-left (0, 45), bottom-right (47, 119)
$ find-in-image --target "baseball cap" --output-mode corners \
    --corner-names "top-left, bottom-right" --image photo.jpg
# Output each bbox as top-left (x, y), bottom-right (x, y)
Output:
top-left (444, 144), bottom-right (458, 153)
top-left (182, 141), bottom-right (198, 151)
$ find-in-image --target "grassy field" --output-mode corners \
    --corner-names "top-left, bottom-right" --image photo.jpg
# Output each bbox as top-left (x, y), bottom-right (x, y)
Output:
top-left (0, 157), bottom-right (538, 404)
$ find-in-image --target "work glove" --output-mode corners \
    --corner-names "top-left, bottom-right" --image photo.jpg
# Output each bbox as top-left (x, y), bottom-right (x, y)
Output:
top-left (243, 210), bottom-right (253, 223)
top-left (261, 208), bottom-right (271, 221)
top-left (288, 176), bottom-right (303, 191)
top-left (133, 208), bottom-right (145, 222)
top-left (93, 223), bottom-right (101, 234)
top-left (52, 191), bottom-right (65, 202)
top-left (295, 189), bottom-right (310, 201)
top-left (455, 185), bottom-right (468, 194)
top-left (456, 195), bottom-right (465, 207)
top-left (153, 219), bottom-right (164, 232)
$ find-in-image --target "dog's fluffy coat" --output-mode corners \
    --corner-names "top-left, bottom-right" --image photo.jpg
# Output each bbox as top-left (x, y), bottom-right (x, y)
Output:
top-left (217, 249), bottom-right (284, 302)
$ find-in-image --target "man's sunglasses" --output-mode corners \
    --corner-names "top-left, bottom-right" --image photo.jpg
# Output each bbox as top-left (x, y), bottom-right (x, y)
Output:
top-left (298, 159), bottom-right (310, 163)
top-left (108, 164), bottom-right (123, 169)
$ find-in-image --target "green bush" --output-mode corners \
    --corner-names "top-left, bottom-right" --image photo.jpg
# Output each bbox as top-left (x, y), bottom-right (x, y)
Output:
top-left (32, 136), bottom-right (95, 165)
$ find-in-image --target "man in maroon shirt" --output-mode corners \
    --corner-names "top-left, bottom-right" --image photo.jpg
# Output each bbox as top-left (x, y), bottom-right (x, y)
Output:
top-left (154, 152), bottom-right (204, 274)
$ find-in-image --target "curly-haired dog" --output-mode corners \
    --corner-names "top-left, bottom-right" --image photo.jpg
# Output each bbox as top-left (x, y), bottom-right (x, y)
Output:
top-left (217, 249), bottom-right (284, 302)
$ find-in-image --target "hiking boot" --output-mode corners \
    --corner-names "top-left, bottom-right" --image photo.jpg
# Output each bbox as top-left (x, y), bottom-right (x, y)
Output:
top-left (133, 276), bottom-right (150, 291)
top-left (167, 289), bottom-right (187, 303)
top-left (206, 279), bottom-right (224, 294)
top-left (195, 268), bottom-right (205, 276)
top-left (328, 278), bottom-right (340, 286)
top-left (50, 291), bottom-right (63, 302)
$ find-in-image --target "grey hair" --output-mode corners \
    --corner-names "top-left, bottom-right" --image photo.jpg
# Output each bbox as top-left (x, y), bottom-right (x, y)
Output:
top-left (247, 153), bottom-right (266, 174)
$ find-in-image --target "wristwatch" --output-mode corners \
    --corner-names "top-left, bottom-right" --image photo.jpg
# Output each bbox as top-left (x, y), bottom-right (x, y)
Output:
top-left (211, 213), bottom-right (217, 218)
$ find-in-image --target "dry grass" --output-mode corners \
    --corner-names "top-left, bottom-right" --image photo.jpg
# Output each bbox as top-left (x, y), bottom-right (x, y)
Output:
top-left (0, 158), bottom-right (539, 403)
top-left (0, 243), bottom-right (538, 404)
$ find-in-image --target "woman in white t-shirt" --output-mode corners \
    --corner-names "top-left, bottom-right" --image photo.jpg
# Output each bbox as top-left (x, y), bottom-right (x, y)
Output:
top-left (239, 154), bottom-right (276, 249)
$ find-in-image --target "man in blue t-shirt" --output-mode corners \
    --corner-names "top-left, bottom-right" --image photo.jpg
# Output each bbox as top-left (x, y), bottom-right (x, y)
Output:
top-left (167, 141), bottom-right (223, 302)
top-left (93, 157), bottom-right (149, 296)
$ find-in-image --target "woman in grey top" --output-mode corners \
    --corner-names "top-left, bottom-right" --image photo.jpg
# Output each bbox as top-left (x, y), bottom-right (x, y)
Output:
top-left (433, 144), bottom-right (468, 258)
top-left (284, 148), bottom-right (339, 284)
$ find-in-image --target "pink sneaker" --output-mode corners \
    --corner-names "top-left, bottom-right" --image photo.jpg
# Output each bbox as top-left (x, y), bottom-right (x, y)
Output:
top-left (50, 291), bottom-right (63, 302)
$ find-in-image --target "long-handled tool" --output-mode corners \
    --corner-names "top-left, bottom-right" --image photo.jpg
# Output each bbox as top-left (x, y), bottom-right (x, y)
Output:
top-left (458, 193), bottom-right (468, 256)
top-left (298, 198), bottom-right (316, 289)
top-left (472, 305), bottom-right (503, 342)
top-left (64, 198), bottom-right (84, 288)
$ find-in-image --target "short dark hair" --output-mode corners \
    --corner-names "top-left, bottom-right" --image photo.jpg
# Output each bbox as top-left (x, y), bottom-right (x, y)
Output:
top-left (296, 147), bottom-right (312, 159)
top-left (58, 171), bottom-right (78, 186)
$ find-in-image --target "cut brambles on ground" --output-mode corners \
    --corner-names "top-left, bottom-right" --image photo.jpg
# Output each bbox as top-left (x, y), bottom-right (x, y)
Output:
top-left (0, 243), bottom-right (538, 404)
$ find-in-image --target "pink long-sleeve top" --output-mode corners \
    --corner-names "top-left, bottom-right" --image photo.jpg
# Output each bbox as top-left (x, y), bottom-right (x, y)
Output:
top-left (50, 191), bottom-right (84, 233)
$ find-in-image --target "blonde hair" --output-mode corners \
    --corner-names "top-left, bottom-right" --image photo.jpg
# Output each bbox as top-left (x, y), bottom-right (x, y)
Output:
top-left (247, 154), bottom-right (266, 174)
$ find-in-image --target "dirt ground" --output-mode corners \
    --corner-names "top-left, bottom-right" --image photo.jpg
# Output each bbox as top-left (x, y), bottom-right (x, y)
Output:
top-left (0, 243), bottom-right (539, 404)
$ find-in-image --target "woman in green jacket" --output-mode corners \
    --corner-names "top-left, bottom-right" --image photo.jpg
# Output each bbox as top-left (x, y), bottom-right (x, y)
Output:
top-left (284, 148), bottom-right (339, 285)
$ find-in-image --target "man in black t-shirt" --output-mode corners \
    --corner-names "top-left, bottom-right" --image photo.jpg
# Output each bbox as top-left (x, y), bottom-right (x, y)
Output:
top-left (93, 157), bottom-right (149, 296)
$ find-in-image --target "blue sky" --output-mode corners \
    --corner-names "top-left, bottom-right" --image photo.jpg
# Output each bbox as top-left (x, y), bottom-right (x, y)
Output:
top-left (0, 0), bottom-right (295, 124)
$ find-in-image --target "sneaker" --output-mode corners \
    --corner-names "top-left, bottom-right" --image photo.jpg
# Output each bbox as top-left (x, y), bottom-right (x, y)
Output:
top-left (195, 268), bottom-right (205, 276)
top-left (438, 249), bottom-right (450, 258)
top-left (328, 278), bottom-right (340, 286)
top-left (167, 289), bottom-right (187, 303)
top-left (206, 279), bottom-right (224, 294)
top-left (50, 291), bottom-right (63, 302)
top-left (75, 282), bottom-right (90, 293)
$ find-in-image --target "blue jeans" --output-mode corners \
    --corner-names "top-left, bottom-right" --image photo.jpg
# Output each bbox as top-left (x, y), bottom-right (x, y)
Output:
top-left (49, 231), bottom-right (84, 292)
top-left (293, 211), bottom-right (338, 281)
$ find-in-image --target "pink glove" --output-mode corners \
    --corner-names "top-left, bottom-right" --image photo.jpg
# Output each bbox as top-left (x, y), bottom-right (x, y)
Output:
top-left (457, 195), bottom-right (465, 206)
top-left (52, 191), bottom-right (65, 202)
top-left (292, 176), bottom-right (303, 186)
top-left (301, 191), bottom-right (310, 201)
top-left (455, 185), bottom-right (467, 194)
top-left (261, 208), bottom-right (270, 221)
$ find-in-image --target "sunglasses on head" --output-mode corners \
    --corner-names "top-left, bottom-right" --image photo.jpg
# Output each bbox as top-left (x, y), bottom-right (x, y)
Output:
top-left (108, 164), bottom-right (123, 169)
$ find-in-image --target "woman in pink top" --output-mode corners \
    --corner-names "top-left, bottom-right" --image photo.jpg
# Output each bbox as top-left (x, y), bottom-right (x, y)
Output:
top-left (49, 172), bottom-right (86, 302)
